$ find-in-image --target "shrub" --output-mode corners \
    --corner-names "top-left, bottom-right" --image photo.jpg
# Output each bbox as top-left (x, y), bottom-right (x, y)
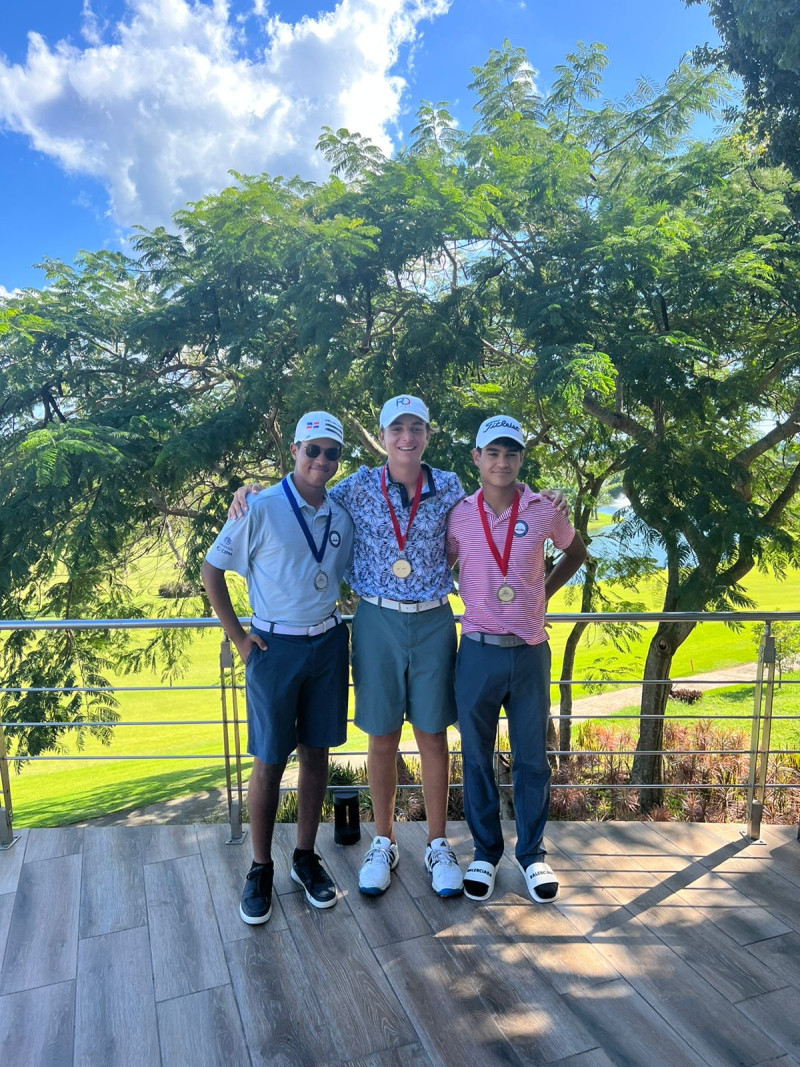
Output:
top-left (158, 580), bottom-right (197, 598)
top-left (669, 687), bottom-right (704, 705)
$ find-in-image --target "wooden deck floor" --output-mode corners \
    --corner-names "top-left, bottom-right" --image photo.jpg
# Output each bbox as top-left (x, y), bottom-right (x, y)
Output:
top-left (1, 819), bottom-right (798, 1067)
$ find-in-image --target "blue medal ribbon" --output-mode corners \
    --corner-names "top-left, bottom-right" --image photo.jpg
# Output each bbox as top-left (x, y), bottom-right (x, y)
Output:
top-left (282, 477), bottom-right (332, 565)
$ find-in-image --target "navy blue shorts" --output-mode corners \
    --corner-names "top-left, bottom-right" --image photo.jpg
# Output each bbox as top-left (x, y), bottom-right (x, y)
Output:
top-left (244, 622), bottom-right (350, 764)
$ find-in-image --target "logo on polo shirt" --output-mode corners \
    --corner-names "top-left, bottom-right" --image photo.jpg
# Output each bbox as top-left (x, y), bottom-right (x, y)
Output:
top-left (514, 520), bottom-right (528, 537)
top-left (329, 530), bottom-right (342, 547)
top-left (224, 536), bottom-right (232, 544)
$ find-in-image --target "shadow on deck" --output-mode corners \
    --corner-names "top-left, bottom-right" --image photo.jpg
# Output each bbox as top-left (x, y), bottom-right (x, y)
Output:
top-left (1, 820), bottom-right (799, 1066)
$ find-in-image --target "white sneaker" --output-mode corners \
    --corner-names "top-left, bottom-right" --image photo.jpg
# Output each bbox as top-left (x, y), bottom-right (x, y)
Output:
top-left (424, 838), bottom-right (464, 897)
top-left (358, 836), bottom-right (399, 896)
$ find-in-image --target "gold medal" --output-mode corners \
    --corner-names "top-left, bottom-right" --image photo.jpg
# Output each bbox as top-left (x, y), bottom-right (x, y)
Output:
top-left (314, 571), bottom-right (329, 591)
top-left (392, 558), bottom-right (412, 579)
top-left (478, 489), bottom-right (521, 607)
top-left (382, 467), bottom-right (422, 582)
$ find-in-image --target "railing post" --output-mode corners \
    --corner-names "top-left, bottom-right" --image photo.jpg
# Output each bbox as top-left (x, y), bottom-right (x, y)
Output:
top-left (219, 636), bottom-right (246, 845)
top-left (227, 643), bottom-right (246, 845)
top-left (753, 629), bottom-right (777, 834)
top-left (0, 722), bottom-right (20, 850)
top-left (746, 623), bottom-right (774, 840)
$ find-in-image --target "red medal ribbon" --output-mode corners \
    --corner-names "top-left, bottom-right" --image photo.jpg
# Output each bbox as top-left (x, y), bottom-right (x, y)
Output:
top-left (477, 488), bottom-right (520, 578)
top-left (381, 466), bottom-right (424, 553)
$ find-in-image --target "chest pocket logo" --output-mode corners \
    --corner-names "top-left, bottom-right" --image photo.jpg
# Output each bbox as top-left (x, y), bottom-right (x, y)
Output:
top-left (514, 520), bottom-right (528, 537)
top-left (329, 530), bottom-right (342, 547)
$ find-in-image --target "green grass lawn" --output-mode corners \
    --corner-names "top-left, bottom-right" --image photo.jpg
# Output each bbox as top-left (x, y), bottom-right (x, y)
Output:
top-left (575, 675), bottom-right (800, 751)
top-left (6, 566), bottom-right (799, 827)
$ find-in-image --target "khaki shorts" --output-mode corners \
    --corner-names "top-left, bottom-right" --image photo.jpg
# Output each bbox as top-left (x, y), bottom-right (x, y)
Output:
top-left (351, 598), bottom-right (457, 736)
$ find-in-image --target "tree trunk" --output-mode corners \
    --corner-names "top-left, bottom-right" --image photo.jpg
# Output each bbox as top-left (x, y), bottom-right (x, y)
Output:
top-left (497, 753), bottom-right (515, 819)
top-left (631, 618), bottom-right (695, 812)
top-left (558, 554), bottom-right (596, 759)
top-left (559, 620), bottom-right (589, 757)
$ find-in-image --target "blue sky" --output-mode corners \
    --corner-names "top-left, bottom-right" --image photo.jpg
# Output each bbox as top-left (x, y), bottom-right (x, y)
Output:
top-left (0, 0), bottom-right (722, 293)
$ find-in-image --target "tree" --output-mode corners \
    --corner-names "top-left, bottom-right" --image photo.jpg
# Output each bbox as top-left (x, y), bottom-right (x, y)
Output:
top-left (452, 43), bottom-right (800, 805)
top-left (688, 0), bottom-right (800, 176)
top-left (0, 150), bottom-right (484, 759)
top-left (3, 40), bottom-right (800, 805)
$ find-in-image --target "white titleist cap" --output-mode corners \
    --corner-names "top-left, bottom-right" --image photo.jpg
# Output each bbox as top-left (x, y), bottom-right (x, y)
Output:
top-left (379, 394), bottom-right (430, 429)
top-left (294, 411), bottom-right (344, 445)
top-left (475, 415), bottom-right (526, 449)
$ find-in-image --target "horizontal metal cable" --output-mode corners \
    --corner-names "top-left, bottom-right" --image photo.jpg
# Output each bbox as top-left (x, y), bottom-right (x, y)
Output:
top-left (7, 679), bottom-right (798, 694)
top-left (3, 714), bottom-right (799, 729)
top-left (1, 720), bottom-right (229, 728)
top-left (0, 685), bottom-right (222, 694)
top-left (3, 678), bottom-right (797, 699)
top-left (553, 714), bottom-right (800, 720)
top-left (549, 749), bottom-right (800, 757)
top-left (4, 754), bottom-right (230, 761)
top-left (291, 782), bottom-right (798, 792)
top-left (7, 750), bottom-right (799, 763)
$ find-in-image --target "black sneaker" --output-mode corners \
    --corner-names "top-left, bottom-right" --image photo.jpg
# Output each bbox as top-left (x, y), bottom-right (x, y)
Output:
top-left (291, 852), bottom-right (337, 909)
top-left (240, 860), bottom-right (273, 925)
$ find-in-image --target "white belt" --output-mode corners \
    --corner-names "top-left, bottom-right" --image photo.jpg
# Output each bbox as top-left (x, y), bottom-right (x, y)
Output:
top-left (361, 594), bottom-right (449, 613)
top-left (251, 611), bottom-right (342, 637)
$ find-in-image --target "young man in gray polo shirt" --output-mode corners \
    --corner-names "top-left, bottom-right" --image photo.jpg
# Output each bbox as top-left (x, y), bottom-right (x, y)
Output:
top-left (230, 396), bottom-right (466, 897)
top-left (202, 412), bottom-right (354, 924)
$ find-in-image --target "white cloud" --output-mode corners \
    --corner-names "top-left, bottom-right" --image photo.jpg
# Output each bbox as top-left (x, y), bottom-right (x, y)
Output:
top-left (0, 0), bottom-right (451, 228)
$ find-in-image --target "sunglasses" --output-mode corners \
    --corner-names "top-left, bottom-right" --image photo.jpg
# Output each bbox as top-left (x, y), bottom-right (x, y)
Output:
top-left (303, 443), bottom-right (342, 461)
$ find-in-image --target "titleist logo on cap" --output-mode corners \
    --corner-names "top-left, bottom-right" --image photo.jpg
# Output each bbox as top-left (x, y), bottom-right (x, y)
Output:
top-left (484, 418), bottom-right (520, 431)
top-left (475, 414), bottom-right (525, 448)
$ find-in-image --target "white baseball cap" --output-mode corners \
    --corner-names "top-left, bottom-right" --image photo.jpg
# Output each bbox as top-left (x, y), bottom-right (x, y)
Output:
top-left (293, 411), bottom-right (344, 445)
top-left (475, 415), bottom-right (526, 449)
top-left (379, 394), bottom-right (430, 429)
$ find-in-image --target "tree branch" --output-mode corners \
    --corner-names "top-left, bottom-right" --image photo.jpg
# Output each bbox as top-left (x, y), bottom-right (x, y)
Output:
top-left (148, 489), bottom-right (205, 521)
top-left (734, 392), bottom-right (800, 469)
top-left (582, 394), bottom-right (651, 440)
top-left (762, 457), bottom-right (800, 527)
top-left (347, 416), bottom-right (386, 460)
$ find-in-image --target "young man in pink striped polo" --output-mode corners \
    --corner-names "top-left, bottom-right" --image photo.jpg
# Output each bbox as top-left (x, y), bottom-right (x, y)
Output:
top-left (446, 416), bottom-right (587, 903)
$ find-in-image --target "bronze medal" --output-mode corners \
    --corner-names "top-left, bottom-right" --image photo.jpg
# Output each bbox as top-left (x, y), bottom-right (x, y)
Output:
top-left (497, 584), bottom-right (516, 603)
top-left (392, 558), bottom-right (412, 579)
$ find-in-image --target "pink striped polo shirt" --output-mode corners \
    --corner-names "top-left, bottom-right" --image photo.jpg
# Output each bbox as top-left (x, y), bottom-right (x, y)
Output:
top-left (446, 484), bottom-right (576, 645)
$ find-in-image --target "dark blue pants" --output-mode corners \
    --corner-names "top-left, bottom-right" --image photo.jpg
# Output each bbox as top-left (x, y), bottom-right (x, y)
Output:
top-left (455, 637), bottom-right (551, 868)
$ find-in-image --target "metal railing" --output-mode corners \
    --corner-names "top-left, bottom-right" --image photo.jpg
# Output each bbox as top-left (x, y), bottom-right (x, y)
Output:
top-left (1, 611), bottom-right (798, 849)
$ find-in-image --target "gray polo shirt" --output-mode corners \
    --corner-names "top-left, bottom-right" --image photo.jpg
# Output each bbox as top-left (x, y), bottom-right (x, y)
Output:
top-left (205, 475), bottom-right (354, 627)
